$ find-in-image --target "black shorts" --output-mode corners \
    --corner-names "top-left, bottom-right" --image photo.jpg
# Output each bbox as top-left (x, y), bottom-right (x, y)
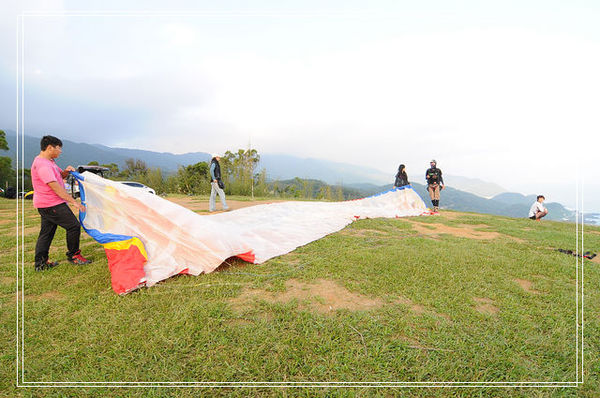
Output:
top-left (529, 216), bottom-right (536, 220)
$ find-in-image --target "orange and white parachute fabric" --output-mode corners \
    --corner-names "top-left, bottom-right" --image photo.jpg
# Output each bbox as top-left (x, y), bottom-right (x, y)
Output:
top-left (74, 171), bottom-right (428, 294)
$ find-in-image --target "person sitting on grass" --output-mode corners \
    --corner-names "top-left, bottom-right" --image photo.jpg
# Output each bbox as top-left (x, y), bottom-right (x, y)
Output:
top-left (528, 195), bottom-right (548, 221)
top-left (31, 135), bottom-right (92, 271)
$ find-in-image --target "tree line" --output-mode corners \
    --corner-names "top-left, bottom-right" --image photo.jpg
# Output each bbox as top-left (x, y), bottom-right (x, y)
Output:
top-left (91, 149), bottom-right (354, 200)
top-left (0, 134), bottom-right (355, 201)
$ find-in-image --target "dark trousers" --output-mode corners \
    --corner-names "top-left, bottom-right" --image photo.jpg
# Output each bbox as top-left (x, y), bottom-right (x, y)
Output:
top-left (35, 203), bottom-right (81, 265)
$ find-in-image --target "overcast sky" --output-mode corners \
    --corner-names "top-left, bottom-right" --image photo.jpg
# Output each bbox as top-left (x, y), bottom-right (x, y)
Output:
top-left (1, 1), bottom-right (599, 211)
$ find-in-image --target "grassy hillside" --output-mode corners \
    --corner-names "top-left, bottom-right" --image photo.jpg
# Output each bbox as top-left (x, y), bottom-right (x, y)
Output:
top-left (1, 197), bottom-right (599, 397)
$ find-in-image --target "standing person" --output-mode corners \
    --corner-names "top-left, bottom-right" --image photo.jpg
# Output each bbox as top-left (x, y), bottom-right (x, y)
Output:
top-left (31, 135), bottom-right (92, 271)
top-left (209, 154), bottom-right (229, 212)
top-left (528, 195), bottom-right (548, 221)
top-left (394, 164), bottom-right (410, 188)
top-left (425, 159), bottom-right (444, 212)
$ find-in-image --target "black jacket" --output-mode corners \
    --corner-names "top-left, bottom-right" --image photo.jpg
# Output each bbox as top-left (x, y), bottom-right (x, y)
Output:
top-left (210, 158), bottom-right (222, 180)
top-left (425, 167), bottom-right (443, 185)
top-left (394, 165), bottom-right (409, 187)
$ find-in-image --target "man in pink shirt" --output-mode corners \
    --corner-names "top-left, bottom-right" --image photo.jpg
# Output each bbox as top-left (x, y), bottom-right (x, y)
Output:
top-left (32, 135), bottom-right (92, 271)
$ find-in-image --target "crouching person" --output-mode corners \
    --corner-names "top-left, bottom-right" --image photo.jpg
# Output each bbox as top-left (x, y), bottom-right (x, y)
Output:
top-left (528, 195), bottom-right (548, 221)
top-left (32, 135), bottom-right (92, 271)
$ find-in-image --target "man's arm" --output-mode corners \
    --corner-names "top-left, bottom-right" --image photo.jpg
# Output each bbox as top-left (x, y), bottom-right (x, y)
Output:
top-left (439, 169), bottom-right (444, 188)
top-left (47, 181), bottom-right (85, 212)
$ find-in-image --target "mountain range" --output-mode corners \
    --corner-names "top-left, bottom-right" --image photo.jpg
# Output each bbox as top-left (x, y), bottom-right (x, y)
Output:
top-left (3, 130), bottom-right (598, 225)
top-left (3, 130), bottom-right (504, 195)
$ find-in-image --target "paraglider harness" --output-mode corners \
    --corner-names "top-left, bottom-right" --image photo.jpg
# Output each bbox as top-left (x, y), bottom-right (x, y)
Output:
top-left (426, 167), bottom-right (442, 186)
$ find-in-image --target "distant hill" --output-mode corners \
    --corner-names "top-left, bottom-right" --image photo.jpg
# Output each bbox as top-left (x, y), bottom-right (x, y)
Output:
top-left (256, 154), bottom-right (391, 185)
top-left (354, 182), bottom-right (577, 223)
top-left (5, 130), bottom-right (596, 225)
top-left (3, 130), bottom-right (211, 173)
top-left (492, 192), bottom-right (539, 205)
top-left (443, 175), bottom-right (507, 199)
top-left (4, 131), bottom-right (390, 183)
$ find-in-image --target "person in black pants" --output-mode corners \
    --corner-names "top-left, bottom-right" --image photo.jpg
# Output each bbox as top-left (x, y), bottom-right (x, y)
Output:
top-left (31, 135), bottom-right (92, 271)
top-left (425, 159), bottom-right (445, 212)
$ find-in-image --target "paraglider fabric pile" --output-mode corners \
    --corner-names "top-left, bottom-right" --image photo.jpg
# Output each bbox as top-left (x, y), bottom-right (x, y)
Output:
top-left (73, 171), bottom-right (428, 294)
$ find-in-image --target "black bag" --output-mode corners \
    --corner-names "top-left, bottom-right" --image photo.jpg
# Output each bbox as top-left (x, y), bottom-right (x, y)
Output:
top-left (217, 180), bottom-right (225, 190)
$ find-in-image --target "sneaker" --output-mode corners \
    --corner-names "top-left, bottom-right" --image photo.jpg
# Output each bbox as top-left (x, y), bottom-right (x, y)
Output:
top-left (35, 260), bottom-right (59, 271)
top-left (67, 250), bottom-right (92, 265)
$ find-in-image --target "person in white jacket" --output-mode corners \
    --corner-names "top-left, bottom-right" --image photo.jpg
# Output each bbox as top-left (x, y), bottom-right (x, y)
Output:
top-left (528, 195), bottom-right (548, 221)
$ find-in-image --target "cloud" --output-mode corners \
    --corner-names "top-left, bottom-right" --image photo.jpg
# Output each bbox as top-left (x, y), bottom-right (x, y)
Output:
top-left (1, 8), bottom-right (599, 210)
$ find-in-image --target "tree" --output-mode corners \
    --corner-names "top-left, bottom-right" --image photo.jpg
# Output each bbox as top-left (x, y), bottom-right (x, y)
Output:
top-left (334, 184), bottom-right (344, 201)
top-left (253, 169), bottom-right (268, 197)
top-left (222, 148), bottom-right (260, 196)
top-left (19, 168), bottom-right (32, 191)
top-left (120, 158), bottom-right (148, 180)
top-left (302, 179), bottom-right (314, 199)
top-left (0, 130), bottom-right (14, 189)
top-left (0, 157), bottom-right (13, 189)
top-left (101, 163), bottom-right (120, 179)
top-left (0, 130), bottom-right (8, 150)
top-left (176, 162), bottom-right (210, 195)
top-left (141, 168), bottom-right (166, 195)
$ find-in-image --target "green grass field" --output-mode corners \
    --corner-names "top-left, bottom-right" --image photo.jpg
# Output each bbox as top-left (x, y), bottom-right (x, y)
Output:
top-left (1, 197), bottom-right (599, 397)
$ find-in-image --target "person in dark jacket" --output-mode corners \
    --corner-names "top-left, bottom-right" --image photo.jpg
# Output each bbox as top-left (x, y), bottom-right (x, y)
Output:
top-left (394, 164), bottom-right (409, 188)
top-left (425, 159), bottom-right (444, 212)
top-left (209, 154), bottom-right (229, 212)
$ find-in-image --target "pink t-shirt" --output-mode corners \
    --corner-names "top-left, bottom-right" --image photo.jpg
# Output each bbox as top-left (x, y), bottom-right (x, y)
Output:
top-left (31, 156), bottom-right (66, 208)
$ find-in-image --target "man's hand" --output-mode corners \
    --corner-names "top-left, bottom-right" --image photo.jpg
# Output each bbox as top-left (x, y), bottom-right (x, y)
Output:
top-left (75, 202), bottom-right (86, 213)
top-left (61, 165), bottom-right (76, 179)
top-left (441, 185), bottom-right (445, 190)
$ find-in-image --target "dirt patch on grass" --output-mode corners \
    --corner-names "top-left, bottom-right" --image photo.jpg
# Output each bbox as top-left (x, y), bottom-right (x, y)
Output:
top-left (514, 278), bottom-right (540, 294)
top-left (26, 291), bottom-right (65, 301)
top-left (438, 211), bottom-right (485, 220)
top-left (473, 297), bottom-right (499, 315)
top-left (406, 220), bottom-right (524, 243)
top-left (0, 276), bottom-right (14, 285)
top-left (230, 279), bottom-right (385, 315)
top-left (591, 256), bottom-right (600, 264)
top-left (407, 221), bottom-right (500, 240)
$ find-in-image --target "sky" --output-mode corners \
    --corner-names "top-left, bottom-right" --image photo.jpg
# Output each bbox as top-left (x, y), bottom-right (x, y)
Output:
top-left (1, 0), bottom-right (599, 211)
